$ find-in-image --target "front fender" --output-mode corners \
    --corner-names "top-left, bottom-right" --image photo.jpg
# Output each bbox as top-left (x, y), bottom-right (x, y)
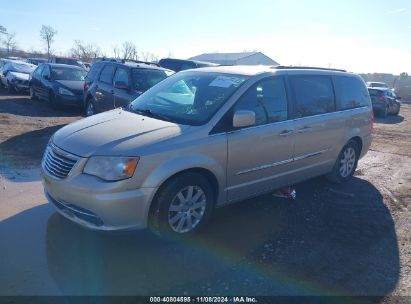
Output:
top-left (141, 154), bottom-right (225, 199)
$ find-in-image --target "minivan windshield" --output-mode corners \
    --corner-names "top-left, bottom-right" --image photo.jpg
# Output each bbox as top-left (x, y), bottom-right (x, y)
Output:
top-left (129, 71), bottom-right (248, 125)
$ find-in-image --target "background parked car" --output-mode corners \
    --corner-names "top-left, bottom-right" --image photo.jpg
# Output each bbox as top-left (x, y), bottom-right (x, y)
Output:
top-left (0, 60), bottom-right (36, 93)
top-left (29, 63), bottom-right (86, 108)
top-left (366, 81), bottom-right (390, 89)
top-left (83, 60), bottom-right (174, 116)
top-left (48, 56), bottom-right (86, 69)
top-left (368, 87), bottom-right (401, 117)
top-left (26, 58), bottom-right (48, 66)
top-left (158, 58), bottom-right (219, 72)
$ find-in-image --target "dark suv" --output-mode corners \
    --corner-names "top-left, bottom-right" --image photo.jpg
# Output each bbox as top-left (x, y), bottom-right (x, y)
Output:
top-left (158, 58), bottom-right (218, 72)
top-left (83, 60), bottom-right (174, 116)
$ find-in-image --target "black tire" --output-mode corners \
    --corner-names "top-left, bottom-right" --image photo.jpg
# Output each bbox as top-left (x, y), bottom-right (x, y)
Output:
top-left (6, 82), bottom-right (15, 94)
top-left (393, 102), bottom-right (400, 116)
top-left (326, 140), bottom-right (360, 184)
top-left (85, 98), bottom-right (97, 117)
top-left (48, 91), bottom-right (59, 109)
top-left (149, 172), bottom-right (215, 238)
top-left (29, 86), bottom-right (38, 100)
top-left (381, 106), bottom-right (388, 118)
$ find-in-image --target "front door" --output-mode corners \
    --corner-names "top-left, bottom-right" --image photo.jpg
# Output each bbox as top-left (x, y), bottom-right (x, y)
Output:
top-left (96, 64), bottom-right (115, 111)
top-left (227, 77), bottom-right (295, 202)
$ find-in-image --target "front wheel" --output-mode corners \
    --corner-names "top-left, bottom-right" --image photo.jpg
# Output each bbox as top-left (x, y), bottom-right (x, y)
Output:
top-left (6, 82), bottom-right (15, 94)
top-left (392, 102), bottom-right (400, 115)
top-left (85, 99), bottom-right (97, 116)
top-left (149, 173), bottom-right (215, 237)
top-left (30, 86), bottom-right (37, 100)
top-left (326, 140), bottom-right (359, 183)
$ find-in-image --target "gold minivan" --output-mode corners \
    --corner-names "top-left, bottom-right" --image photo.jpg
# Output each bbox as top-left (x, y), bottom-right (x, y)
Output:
top-left (41, 65), bottom-right (373, 236)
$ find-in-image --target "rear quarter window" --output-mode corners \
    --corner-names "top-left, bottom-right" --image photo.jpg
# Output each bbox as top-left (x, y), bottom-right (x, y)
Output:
top-left (334, 76), bottom-right (370, 110)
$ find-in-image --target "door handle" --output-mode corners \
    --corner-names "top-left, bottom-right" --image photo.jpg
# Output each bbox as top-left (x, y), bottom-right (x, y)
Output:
top-left (297, 126), bottom-right (312, 133)
top-left (279, 130), bottom-right (294, 137)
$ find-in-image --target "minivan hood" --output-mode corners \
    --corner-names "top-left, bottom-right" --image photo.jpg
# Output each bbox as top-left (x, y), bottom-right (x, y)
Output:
top-left (53, 109), bottom-right (187, 157)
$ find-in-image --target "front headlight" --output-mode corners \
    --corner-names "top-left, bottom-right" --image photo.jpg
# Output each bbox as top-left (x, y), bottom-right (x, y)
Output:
top-left (58, 87), bottom-right (74, 96)
top-left (83, 156), bottom-right (139, 181)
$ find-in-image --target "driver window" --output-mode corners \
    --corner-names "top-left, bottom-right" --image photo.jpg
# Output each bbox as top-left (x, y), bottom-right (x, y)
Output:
top-left (113, 68), bottom-right (129, 87)
top-left (233, 77), bottom-right (288, 127)
top-left (41, 66), bottom-right (50, 78)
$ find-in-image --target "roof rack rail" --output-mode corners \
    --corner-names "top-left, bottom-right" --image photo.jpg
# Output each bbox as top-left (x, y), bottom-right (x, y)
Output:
top-left (272, 65), bottom-right (347, 72)
top-left (123, 59), bottom-right (160, 67)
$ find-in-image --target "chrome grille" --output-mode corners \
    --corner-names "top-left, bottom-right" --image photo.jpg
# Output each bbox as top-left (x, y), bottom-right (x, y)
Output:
top-left (42, 146), bottom-right (78, 179)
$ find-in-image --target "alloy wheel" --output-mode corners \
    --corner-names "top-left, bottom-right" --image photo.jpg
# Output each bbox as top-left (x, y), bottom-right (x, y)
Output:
top-left (168, 186), bottom-right (206, 233)
top-left (339, 147), bottom-right (356, 178)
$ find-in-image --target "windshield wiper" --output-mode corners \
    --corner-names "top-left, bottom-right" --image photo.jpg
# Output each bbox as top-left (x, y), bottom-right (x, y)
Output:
top-left (131, 108), bottom-right (177, 123)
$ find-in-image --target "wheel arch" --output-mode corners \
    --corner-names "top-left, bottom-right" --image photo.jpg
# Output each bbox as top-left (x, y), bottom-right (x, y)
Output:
top-left (147, 167), bottom-right (220, 221)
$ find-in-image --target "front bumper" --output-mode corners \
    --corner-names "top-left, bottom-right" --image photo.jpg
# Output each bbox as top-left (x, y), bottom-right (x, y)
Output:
top-left (54, 93), bottom-right (83, 107)
top-left (11, 79), bottom-right (29, 91)
top-left (42, 167), bottom-right (157, 231)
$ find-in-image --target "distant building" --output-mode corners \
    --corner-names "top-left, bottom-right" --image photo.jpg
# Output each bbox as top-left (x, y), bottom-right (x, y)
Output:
top-left (189, 52), bottom-right (278, 66)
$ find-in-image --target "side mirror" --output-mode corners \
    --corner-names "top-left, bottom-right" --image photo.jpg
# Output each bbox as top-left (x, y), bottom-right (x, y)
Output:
top-left (114, 81), bottom-right (129, 90)
top-left (233, 110), bottom-right (256, 128)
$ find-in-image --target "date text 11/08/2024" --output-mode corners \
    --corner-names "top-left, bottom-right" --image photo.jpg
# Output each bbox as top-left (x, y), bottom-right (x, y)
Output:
top-left (149, 297), bottom-right (258, 303)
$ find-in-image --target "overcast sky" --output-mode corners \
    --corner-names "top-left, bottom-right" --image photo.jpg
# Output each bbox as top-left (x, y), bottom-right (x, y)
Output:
top-left (1, 0), bottom-right (411, 74)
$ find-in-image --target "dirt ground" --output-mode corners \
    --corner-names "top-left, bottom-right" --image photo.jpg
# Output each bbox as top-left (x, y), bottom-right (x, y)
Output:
top-left (0, 90), bottom-right (410, 302)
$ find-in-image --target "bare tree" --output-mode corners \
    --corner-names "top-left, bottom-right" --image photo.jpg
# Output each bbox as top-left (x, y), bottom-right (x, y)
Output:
top-left (3, 32), bottom-right (17, 55)
top-left (121, 41), bottom-right (138, 60)
top-left (0, 25), bottom-right (6, 35)
top-left (112, 45), bottom-right (121, 58)
top-left (40, 25), bottom-right (57, 57)
top-left (70, 40), bottom-right (102, 62)
top-left (140, 51), bottom-right (159, 62)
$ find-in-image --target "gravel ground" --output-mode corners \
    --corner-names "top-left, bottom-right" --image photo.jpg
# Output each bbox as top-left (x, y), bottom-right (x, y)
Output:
top-left (0, 91), bottom-right (410, 302)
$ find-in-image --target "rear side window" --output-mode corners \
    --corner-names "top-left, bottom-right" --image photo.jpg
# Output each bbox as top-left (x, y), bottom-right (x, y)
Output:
top-left (290, 75), bottom-right (335, 117)
top-left (159, 59), bottom-right (181, 72)
top-left (368, 89), bottom-right (383, 97)
top-left (131, 69), bottom-right (168, 92)
top-left (334, 76), bottom-right (370, 110)
top-left (234, 77), bottom-right (288, 126)
top-left (86, 62), bottom-right (103, 81)
top-left (99, 64), bottom-right (114, 84)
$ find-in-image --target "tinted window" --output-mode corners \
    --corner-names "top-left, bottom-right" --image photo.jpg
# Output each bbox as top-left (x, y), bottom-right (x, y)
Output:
top-left (234, 77), bottom-right (288, 126)
top-left (132, 69), bottom-right (168, 92)
top-left (334, 76), bottom-right (370, 110)
top-left (290, 75), bottom-right (335, 117)
top-left (87, 62), bottom-right (103, 81)
top-left (99, 64), bottom-right (114, 84)
top-left (113, 68), bottom-right (129, 86)
top-left (42, 66), bottom-right (51, 78)
top-left (33, 65), bottom-right (44, 78)
top-left (159, 59), bottom-right (181, 72)
top-left (368, 89), bottom-right (383, 97)
top-left (51, 68), bottom-right (86, 81)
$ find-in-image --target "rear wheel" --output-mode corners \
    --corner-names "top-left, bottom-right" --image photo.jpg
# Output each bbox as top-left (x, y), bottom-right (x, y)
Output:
top-left (149, 172), bottom-right (214, 237)
top-left (327, 140), bottom-right (359, 184)
top-left (392, 102), bottom-right (400, 115)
